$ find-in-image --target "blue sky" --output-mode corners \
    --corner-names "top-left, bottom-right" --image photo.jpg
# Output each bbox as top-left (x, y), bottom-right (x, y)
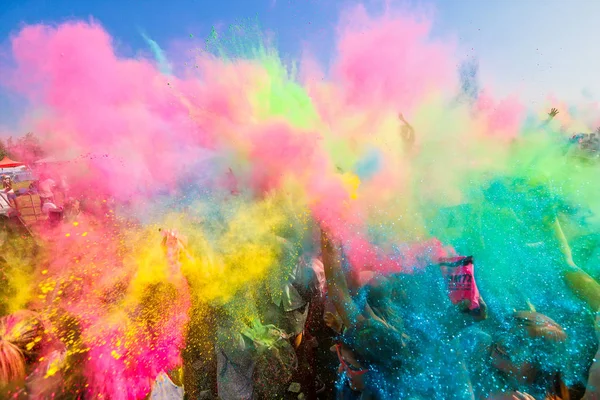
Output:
top-left (1, 0), bottom-right (599, 135)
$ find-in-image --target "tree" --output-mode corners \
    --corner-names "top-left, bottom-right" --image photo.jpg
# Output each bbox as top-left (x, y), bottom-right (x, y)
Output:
top-left (17, 132), bottom-right (46, 162)
top-left (0, 139), bottom-right (8, 160)
top-left (0, 132), bottom-right (46, 164)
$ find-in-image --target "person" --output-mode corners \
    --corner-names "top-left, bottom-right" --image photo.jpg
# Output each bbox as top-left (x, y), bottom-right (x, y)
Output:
top-left (378, 254), bottom-right (486, 400)
top-left (567, 132), bottom-right (600, 162)
top-left (461, 310), bottom-right (570, 400)
top-left (257, 233), bottom-right (323, 398)
top-left (26, 312), bottom-right (87, 399)
top-left (160, 228), bottom-right (192, 276)
top-left (262, 237), bottom-right (314, 348)
top-left (477, 173), bottom-right (598, 306)
top-left (143, 230), bottom-right (191, 399)
top-left (0, 307), bottom-right (87, 399)
top-left (320, 229), bottom-right (406, 399)
top-left (0, 311), bottom-right (46, 396)
top-left (398, 113), bottom-right (415, 154)
top-left (583, 311), bottom-right (600, 399)
top-left (215, 311), bottom-right (257, 400)
top-left (2, 176), bottom-right (18, 210)
top-left (63, 197), bottom-right (81, 222)
top-left (38, 176), bottom-right (56, 209)
top-left (538, 108), bottom-right (560, 130)
top-left (182, 302), bottom-right (219, 400)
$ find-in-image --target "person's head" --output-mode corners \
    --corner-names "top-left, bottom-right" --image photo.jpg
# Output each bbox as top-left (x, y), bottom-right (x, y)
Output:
top-left (160, 229), bottom-right (180, 248)
top-left (0, 332), bottom-right (24, 387)
top-left (337, 319), bottom-right (405, 392)
top-left (570, 132), bottom-right (600, 162)
top-left (0, 311), bottom-right (45, 387)
top-left (364, 279), bottom-right (405, 332)
top-left (64, 197), bottom-right (80, 210)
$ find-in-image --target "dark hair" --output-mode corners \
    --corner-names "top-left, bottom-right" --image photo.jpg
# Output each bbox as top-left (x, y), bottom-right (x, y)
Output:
top-left (545, 371), bottom-right (570, 400)
top-left (340, 319), bottom-right (405, 373)
top-left (364, 283), bottom-right (404, 333)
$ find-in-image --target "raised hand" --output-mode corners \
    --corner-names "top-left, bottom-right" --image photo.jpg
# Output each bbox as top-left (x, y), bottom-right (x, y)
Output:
top-left (548, 108), bottom-right (559, 118)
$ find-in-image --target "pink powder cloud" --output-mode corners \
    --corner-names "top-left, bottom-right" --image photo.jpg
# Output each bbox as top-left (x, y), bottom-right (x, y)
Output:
top-left (333, 5), bottom-right (456, 112)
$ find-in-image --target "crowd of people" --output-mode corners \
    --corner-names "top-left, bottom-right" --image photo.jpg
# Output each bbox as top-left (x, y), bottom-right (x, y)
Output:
top-left (0, 109), bottom-right (598, 400)
top-left (3, 4), bottom-right (600, 396)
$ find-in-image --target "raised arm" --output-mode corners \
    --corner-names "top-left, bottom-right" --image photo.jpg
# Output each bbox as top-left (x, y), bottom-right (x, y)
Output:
top-left (321, 229), bottom-right (362, 327)
top-left (398, 113), bottom-right (415, 152)
top-left (550, 216), bottom-right (577, 268)
top-left (551, 216), bottom-right (600, 310)
top-left (539, 107), bottom-right (559, 130)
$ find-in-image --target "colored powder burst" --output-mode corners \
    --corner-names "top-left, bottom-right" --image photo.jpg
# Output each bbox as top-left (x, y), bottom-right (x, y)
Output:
top-left (0, 3), bottom-right (598, 399)
top-left (353, 147), bottom-right (383, 181)
top-left (139, 30), bottom-right (173, 75)
top-left (0, 252), bottom-right (35, 315)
